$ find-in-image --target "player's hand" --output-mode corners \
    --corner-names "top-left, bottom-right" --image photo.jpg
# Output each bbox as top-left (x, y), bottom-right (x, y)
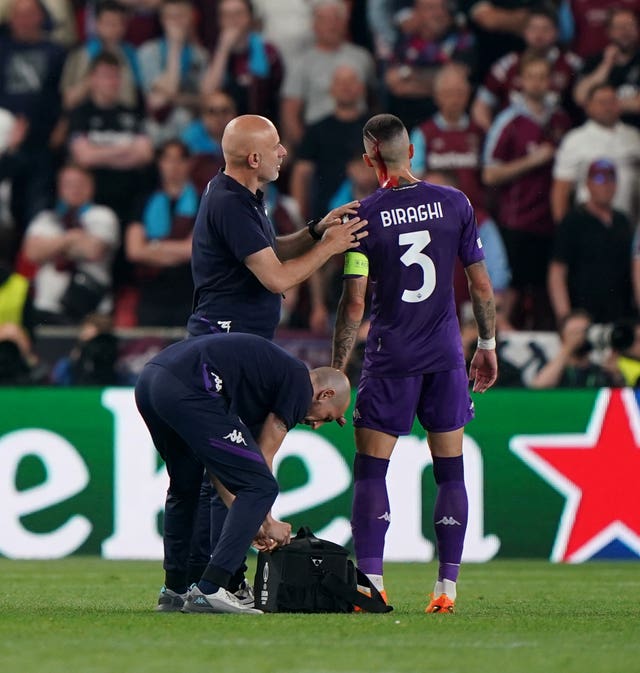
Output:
top-left (469, 348), bottom-right (498, 393)
top-left (317, 201), bottom-right (361, 234)
top-left (321, 216), bottom-right (368, 254)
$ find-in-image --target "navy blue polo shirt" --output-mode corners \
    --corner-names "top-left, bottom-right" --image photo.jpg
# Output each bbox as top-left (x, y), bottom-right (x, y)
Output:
top-left (150, 333), bottom-right (313, 432)
top-left (188, 172), bottom-right (281, 339)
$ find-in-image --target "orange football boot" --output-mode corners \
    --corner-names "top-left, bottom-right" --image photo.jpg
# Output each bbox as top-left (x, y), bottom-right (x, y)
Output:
top-left (425, 593), bottom-right (455, 614)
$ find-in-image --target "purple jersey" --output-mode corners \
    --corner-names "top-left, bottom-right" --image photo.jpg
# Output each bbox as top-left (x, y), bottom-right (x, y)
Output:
top-left (352, 182), bottom-right (484, 377)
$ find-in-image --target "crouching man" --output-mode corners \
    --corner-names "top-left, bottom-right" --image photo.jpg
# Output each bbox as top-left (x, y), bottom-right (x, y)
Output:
top-left (135, 332), bottom-right (351, 614)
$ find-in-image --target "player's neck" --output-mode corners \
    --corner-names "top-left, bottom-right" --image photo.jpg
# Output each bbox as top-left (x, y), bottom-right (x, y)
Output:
top-left (376, 166), bottom-right (420, 189)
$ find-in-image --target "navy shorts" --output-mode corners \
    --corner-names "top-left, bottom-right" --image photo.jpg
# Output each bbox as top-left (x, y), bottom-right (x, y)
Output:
top-left (353, 368), bottom-right (474, 435)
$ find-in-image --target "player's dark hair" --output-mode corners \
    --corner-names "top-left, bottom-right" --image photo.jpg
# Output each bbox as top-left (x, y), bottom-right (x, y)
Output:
top-left (363, 114), bottom-right (407, 146)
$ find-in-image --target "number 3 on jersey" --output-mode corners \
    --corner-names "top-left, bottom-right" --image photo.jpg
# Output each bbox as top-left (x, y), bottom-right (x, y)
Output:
top-left (399, 230), bottom-right (436, 303)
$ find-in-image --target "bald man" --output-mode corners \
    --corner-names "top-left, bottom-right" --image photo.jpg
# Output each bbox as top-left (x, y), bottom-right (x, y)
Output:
top-left (136, 332), bottom-right (351, 614)
top-left (188, 114), bottom-right (367, 339)
top-left (331, 113), bottom-right (497, 614)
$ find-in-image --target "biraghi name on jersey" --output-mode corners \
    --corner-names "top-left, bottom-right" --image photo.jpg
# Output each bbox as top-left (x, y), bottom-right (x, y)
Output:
top-left (380, 202), bottom-right (444, 227)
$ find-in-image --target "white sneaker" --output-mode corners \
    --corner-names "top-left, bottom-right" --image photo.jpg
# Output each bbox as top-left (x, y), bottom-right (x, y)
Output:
top-left (155, 585), bottom-right (189, 612)
top-left (234, 579), bottom-right (255, 607)
top-left (182, 586), bottom-right (263, 614)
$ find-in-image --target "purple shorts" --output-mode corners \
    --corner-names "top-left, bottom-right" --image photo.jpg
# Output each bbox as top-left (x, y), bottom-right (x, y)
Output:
top-left (353, 367), bottom-right (474, 435)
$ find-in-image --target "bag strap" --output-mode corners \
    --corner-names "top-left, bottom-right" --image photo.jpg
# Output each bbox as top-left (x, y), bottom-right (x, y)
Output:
top-left (321, 564), bottom-right (393, 613)
top-left (294, 526), bottom-right (324, 548)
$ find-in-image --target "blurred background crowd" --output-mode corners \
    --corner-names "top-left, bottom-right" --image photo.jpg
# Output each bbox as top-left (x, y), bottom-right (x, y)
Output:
top-left (2, 0), bottom-right (640, 389)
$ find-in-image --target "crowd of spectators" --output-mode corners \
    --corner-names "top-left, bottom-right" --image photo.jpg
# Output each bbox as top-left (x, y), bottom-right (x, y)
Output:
top-left (2, 0), bottom-right (640, 388)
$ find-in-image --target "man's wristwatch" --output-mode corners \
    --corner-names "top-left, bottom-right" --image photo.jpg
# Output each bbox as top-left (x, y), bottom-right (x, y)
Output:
top-left (307, 218), bottom-right (322, 240)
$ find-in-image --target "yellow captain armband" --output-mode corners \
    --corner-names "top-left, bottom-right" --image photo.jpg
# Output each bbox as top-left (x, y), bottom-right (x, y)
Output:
top-left (344, 251), bottom-right (369, 277)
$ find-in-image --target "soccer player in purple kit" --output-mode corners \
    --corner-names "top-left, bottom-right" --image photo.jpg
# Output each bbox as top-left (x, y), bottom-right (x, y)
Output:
top-left (331, 114), bottom-right (498, 614)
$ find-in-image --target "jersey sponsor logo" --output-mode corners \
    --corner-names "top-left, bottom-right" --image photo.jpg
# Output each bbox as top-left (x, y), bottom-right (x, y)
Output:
top-left (377, 511), bottom-right (391, 523)
top-left (380, 202), bottom-right (443, 227)
top-left (223, 429), bottom-right (247, 445)
top-left (435, 516), bottom-right (462, 526)
top-left (217, 320), bottom-right (232, 332)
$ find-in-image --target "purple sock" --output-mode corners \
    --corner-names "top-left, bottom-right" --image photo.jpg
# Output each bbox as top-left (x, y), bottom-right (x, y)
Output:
top-left (351, 453), bottom-right (390, 576)
top-left (433, 455), bottom-right (468, 583)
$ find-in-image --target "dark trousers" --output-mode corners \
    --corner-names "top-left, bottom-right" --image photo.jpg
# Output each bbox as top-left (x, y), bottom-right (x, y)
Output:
top-left (135, 363), bottom-right (278, 591)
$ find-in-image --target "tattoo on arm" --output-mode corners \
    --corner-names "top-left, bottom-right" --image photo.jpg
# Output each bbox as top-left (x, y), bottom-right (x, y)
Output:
top-left (472, 295), bottom-right (496, 339)
top-left (332, 315), bottom-right (360, 371)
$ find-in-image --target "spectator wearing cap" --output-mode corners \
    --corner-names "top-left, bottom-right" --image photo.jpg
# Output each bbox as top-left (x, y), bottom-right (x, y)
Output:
top-left (552, 83), bottom-right (640, 225)
top-left (548, 158), bottom-right (634, 326)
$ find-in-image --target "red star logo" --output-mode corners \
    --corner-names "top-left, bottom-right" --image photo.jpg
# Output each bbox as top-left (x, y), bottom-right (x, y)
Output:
top-left (511, 389), bottom-right (640, 562)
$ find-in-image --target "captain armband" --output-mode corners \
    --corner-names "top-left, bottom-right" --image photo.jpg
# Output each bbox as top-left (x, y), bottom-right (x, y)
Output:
top-left (343, 252), bottom-right (369, 278)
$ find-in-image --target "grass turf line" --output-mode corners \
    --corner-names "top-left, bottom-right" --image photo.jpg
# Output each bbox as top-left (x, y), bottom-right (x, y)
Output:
top-left (0, 558), bottom-right (639, 673)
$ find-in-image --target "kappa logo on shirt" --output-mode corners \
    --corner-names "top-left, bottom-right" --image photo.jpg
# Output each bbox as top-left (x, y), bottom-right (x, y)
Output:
top-left (217, 320), bottom-right (232, 333)
top-left (377, 511), bottom-right (391, 523)
top-left (224, 429), bottom-right (247, 445)
top-left (210, 372), bottom-right (223, 392)
top-left (435, 516), bottom-right (462, 526)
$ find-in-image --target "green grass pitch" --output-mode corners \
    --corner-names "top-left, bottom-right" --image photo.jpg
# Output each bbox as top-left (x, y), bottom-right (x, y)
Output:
top-left (1, 558), bottom-right (639, 673)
